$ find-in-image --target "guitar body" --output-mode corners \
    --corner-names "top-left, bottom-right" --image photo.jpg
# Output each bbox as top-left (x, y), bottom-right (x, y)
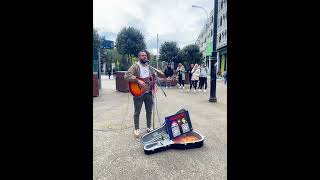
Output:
top-left (129, 76), bottom-right (155, 97)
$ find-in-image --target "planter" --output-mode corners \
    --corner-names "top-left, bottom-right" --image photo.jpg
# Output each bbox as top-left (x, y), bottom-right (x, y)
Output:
top-left (93, 73), bottom-right (99, 97)
top-left (157, 72), bottom-right (178, 87)
top-left (115, 71), bottom-right (129, 92)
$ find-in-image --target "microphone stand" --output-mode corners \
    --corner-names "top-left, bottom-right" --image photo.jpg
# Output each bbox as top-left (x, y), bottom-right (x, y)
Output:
top-left (148, 64), bottom-right (167, 97)
top-left (146, 61), bottom-right (167, 130)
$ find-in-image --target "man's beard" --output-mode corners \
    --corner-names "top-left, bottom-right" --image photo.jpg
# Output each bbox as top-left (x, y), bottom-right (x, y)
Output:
top-left (140, 59), bottom-right (147, 64)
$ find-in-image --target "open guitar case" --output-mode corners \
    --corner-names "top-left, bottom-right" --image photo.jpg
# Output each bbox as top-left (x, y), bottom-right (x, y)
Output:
top-left (141, 108), bottom-right (205, 155)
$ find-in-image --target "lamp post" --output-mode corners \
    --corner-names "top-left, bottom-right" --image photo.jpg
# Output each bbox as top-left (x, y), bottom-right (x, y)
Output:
top-left (208, 0), bottom-right (218, 102)
top-left (192, 5), bottom-right (209, 20)
top-left (192, 3), bottom-right (217, 102)
top-left (156, 33), bottom-right (159, 69)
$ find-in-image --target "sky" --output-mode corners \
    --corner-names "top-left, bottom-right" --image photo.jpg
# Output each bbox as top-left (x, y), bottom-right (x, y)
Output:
top-left (93, 0), bottom-right (214, 55)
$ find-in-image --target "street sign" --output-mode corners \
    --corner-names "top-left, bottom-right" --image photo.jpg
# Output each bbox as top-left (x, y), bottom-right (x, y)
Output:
top-left (101, 39), bottom-right (114, 49)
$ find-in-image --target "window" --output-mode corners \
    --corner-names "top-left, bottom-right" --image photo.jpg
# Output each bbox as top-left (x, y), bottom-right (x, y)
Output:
top-left (211, 29), bottom-right (213, 37)
top-left (219, 34), bottom-right (221, 42)
top-left (220, 17), bottom-right (222, 26)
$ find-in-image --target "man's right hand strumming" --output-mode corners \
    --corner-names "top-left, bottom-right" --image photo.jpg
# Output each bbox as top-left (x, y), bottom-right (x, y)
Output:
top-left (137, 79), bottom-right (146, 88)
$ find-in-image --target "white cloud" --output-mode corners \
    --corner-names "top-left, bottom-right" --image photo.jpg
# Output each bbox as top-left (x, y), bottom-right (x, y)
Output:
top-left (94, 0), bottom-right (214, 54)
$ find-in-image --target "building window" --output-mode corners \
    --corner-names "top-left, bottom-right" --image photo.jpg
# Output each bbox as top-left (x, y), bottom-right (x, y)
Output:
top-left (219, 34), bottom-right (221, 42)
top-left (211, 29), bottom-right (213, 37)
top-left (220, 17), bottom-right (222, 26)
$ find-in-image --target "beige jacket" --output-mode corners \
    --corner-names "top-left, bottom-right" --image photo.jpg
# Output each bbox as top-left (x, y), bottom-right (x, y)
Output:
top-left (124, 62), bottom-right (155, 82)
top-left (191, 67), bottom-right (200, 81)
top-left (176, 66), bottom-right (186, 80)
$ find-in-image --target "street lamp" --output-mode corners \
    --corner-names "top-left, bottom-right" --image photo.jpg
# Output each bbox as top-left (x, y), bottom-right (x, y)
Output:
top-left (209, 0), bottom-right (218, 102)
top-left (192, 5), bottom-right (209, 20)
top-left (156, 33), bottom-right (159, 69)
top-left (192, 3), bottom-right (217, 102)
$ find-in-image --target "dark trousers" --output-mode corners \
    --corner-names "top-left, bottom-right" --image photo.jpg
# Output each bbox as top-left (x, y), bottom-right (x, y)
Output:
top-left (189, 74), bottom-right (192, 90)
top-left (199, 77), bottom-right (208, 90)
top-left (190, 80), bottom-right (198, 90)
top-left (178, 75), bottom-right (184, 87)
top-left (133, 92), bottom-right (153, 130)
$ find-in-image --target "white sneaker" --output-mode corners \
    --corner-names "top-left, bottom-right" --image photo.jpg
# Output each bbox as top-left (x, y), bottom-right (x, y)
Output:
top-left (204, 90), bottom-right (207, 92)
top-left (187, 89), bottom-right (190, 92)
top-left (198, 89), bottom-right (202, 92)
top-left (183, 87), bottom-right (185, 89)
top-left (147, 127), bottom-right (153, 132)
top-left (134, 129), bottom-right (140, 138)
top-left (193, 90), bottom-right (196, 92)
top-left (179, 86), bottom-right (181, 89)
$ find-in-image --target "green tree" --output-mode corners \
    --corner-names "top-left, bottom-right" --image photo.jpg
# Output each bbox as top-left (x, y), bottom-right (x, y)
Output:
top-left (93, 28), bottom-right (102, 73)
top-left (115, 27), bottom-right (146, 67)
top-left (93, 28), bottom-right (101, 54)
top-left (148, 53), bottom-right (158, 67)
top-left (159, 41), bottom-right (180, 69)
top-left (100, 48), bottom-right (115, 71)
top-left (118, 54), bottom-right (131, 71)
top-left (112, 48), bottom-right (124, 71)
top-left (179, 44), bottom-right (201, 67)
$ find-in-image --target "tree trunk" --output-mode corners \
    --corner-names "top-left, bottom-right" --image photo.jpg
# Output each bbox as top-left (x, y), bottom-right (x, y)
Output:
top-left (130, 54), bottom-right (132, 63)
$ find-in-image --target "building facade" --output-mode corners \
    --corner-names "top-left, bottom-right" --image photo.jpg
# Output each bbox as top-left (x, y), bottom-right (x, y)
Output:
top-left (217, 0), bottom-right (227, 77)
top-left (195, 0), bottom-right (227, 77)
top-left (195, 9), bottom-right (214, 73)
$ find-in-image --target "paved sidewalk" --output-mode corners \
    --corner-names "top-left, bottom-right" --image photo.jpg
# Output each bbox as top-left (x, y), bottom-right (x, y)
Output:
top-left (93, 75), bottom-right (227, 180)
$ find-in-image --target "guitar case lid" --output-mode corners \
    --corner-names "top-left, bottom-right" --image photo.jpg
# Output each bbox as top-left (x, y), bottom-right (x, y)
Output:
top-left (141, 108), bottom-right (188, 145)
top-left (141, 108), bottom-right (205, 155)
